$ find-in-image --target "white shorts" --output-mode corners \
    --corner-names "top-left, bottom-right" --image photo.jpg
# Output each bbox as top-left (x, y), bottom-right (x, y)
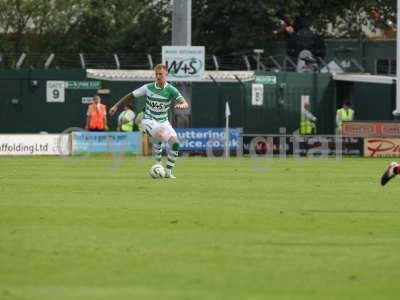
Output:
top-left (142, 119), bottom-right (177, 142)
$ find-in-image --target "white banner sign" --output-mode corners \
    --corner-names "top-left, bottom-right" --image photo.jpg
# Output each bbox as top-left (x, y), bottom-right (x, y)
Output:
top-left (47, 81), bottom-right (65, 103)
top-left (162, 46), bottom-right (205, 81)
top-left (0, 134), bottom-right (70, 155)
top-left (251, 83), bottom-right (264, 106)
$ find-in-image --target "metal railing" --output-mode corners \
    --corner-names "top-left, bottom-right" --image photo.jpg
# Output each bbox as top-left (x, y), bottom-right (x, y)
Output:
top-left (0, 52), bottom-right (396, 75)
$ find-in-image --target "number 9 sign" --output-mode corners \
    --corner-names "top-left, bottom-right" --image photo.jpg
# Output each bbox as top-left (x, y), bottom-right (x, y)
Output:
top-left (47, 81), bottom-right (65, 103)
top-left (53, 89), bottom-right (60, 99)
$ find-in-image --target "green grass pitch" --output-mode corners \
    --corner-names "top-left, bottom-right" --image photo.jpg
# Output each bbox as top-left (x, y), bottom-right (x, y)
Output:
top-left (1, 156), bottom-right (400, 300)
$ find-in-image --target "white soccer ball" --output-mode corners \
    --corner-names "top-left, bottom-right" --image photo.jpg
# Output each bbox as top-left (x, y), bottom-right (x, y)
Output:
top-left (149, 164), bottom-right (165, 179)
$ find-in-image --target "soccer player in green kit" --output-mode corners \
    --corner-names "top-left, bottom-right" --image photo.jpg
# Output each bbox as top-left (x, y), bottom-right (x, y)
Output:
top-left (109, 64), bottom-right (189, 178)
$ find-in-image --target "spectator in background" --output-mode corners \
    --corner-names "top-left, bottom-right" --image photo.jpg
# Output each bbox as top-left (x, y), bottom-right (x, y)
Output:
top-left (134, 111), bottom-right (145, 132)
top-left (283, 18), bottom-right (294, 36)
top-left (287, 17), bottom-right (326, 72)
top-left (276, 6), bottom-right (294, 38)
top-left (85, 95), bottom-right (108, 131)
top-left (300, 102), bottom-right (317, 135)
top-left (117, 101), bottom-right (135, 132)
top-left (274, 16), bottom-right (294, 39)
top-left (336, 101), bottom-right (354, 134)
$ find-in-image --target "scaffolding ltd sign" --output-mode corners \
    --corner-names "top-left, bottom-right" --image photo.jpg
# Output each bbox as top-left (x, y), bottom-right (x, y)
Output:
top-left (162, 46), bottom-right (205, 81)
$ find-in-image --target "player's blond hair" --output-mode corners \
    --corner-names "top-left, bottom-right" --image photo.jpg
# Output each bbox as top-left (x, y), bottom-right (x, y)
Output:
top-left (154, 64), bottom-right (168, 71)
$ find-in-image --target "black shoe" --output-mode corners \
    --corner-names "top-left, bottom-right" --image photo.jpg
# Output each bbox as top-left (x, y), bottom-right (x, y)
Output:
top-left (381, 162), bottom-right (399, 186)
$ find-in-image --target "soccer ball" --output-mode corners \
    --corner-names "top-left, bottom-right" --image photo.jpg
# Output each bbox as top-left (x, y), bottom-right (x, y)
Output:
top-left (149, 164), bottom-right (165, 179)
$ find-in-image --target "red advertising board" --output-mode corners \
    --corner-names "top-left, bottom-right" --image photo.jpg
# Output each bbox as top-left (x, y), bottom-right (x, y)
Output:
top-left (382, 123), bottom-right (400, 137)
top-left (364, 138), bottom-right (400, 157)
top-left (343, 122), bottom-right (400, 137)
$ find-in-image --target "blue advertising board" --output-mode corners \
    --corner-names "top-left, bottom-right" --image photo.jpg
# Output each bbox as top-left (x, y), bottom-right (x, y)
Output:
top-left (72, 132), bottom-right (142, 154)
top-left (175, 128), bottom-right (241, 152)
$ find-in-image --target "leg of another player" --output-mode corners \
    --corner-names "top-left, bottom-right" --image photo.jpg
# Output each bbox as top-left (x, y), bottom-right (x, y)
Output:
top-left (381, 161), bottom-right (400, 186)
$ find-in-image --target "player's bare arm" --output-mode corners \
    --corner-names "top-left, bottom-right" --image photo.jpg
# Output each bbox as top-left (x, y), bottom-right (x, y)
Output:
top-left (175, 98), bottom-right (189, 109)
top-left (109, 93), bottom-right (134, 116)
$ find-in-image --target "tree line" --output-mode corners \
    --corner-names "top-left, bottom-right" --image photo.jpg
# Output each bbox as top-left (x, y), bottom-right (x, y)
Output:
top-left (0, 0), bottom-right (396, 55)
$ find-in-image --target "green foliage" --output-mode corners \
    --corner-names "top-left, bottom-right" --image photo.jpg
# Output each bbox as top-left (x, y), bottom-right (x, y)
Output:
top-left (191, 0), bottom-right (397, 53)
top-left (0, 0), bottom-right (397, 55)
top-left (0, 0), bottom-right (85, 52)
top-left (0, 0), bottom-right (170, 53)
top-left (270, 0), bottom-right (396, 38)
top-left (109, 0), bottom-right (171, 53)
top-left (192, 1), bottom-right (275, 54)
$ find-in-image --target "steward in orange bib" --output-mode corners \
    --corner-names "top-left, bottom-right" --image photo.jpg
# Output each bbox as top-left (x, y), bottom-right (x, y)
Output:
top-left (85, 95), bottom-right (108, 131)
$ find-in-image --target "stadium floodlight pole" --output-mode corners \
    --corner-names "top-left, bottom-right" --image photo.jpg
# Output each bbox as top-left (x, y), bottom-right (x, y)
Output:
top-left (172, 0), bottom-right (192, 127)
top-left (172, 0), bottom-right (191, 46)
top-left (394, 0), bottom-right (400, 116)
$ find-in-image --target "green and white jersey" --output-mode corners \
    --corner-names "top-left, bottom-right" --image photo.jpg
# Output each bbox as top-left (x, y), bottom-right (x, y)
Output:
top-left (132, 82), bottom-right (184, 122)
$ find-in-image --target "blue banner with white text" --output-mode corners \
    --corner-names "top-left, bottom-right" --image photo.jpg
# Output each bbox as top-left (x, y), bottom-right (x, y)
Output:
top-left (175, 128), bottom-right (241, 153)
top-left (72, 132), bottom-right (142, 154)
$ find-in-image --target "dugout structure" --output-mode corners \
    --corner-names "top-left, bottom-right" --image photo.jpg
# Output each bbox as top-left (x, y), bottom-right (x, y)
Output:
top-left (333, 73), bottom-right (396, 122)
